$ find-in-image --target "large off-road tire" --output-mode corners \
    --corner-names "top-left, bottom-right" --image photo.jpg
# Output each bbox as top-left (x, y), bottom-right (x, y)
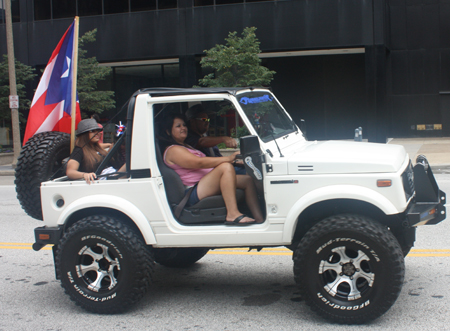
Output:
top-left (15, 131), bottom-right (70, 220)
top-left (153, 248), bottom-right (209, 268)
top-left (401, 245), bottom-right (412, 257)
top-left (293, 214), bottom-right (405, 324)
top-left (55, 215), bottom-right (153, 314)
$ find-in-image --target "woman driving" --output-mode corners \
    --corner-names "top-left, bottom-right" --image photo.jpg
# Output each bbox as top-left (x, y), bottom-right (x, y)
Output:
top-left (161, 113), bottom-right (264, 226)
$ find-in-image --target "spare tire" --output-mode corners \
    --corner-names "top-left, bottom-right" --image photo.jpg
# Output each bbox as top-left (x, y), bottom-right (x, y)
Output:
top-left (15, 132), bottom-right (71, 220)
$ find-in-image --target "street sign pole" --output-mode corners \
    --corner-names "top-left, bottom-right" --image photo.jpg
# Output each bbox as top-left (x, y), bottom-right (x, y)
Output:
top-left (5, 0), bottom-right (22, 167)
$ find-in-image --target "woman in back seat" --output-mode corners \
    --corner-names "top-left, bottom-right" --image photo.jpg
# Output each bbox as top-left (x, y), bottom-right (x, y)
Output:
top-left (160, 114), bottom-right (263, 226)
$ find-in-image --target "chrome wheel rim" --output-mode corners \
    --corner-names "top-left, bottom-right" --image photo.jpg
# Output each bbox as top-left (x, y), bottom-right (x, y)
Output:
top-left (75, 243), bottom-right (121, 292)
top-left (318, 246), bottom-right (374, 301)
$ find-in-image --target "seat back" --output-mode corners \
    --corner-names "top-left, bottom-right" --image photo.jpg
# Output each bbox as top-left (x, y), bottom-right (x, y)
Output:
top-left (155, 140), bottom-right (245, 225)
top-left (155, 142), bottom-right (185, 204)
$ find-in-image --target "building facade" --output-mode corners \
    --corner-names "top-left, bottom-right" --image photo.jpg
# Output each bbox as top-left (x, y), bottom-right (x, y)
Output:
top-left (1, 0), bottom-right (449, 141)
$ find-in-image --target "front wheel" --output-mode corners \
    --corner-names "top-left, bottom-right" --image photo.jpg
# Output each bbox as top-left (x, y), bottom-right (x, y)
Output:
top-left (293, 214), bottom-right (405, 324)
top-left (56, 216), bottom-right (153, 313)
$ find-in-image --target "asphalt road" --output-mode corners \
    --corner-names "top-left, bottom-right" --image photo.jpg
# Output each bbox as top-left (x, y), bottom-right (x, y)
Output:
top-left (1, 175), bottom-right (449, 331)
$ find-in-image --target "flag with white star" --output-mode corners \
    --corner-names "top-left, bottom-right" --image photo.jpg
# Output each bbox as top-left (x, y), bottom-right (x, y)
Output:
top-left (24, 19), bottom-right (81, 145)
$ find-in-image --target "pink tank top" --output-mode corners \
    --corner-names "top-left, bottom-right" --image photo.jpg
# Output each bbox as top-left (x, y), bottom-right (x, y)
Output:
top-left (164, 145), bottom-right (213, 187)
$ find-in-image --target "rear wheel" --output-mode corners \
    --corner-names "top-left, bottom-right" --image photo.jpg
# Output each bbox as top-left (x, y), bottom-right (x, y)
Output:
top-left (293, 214), bottom-right (405, 324)
top-left (56, 216), bottom-right (153, 313)
top-left (15, 131), bottom-right (70, 220)
top-left (153, 248), bottom-right (209, 268)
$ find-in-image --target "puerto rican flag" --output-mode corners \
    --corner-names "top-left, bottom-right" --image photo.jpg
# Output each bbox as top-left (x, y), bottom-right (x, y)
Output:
top-left (23, 20), bottom-right (81, 145)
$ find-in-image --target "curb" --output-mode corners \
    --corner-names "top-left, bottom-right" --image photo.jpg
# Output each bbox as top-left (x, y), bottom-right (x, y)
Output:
top-left (0, 165), bottom-right (14, 176)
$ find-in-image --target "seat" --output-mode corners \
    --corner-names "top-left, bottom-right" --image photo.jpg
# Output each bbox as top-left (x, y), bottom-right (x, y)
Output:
top-left (155, 142), bottom-right (245, 225)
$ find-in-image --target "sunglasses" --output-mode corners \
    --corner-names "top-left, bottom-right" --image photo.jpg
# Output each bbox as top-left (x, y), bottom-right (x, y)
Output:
top-left (195, 117), bottom-right (210, 122)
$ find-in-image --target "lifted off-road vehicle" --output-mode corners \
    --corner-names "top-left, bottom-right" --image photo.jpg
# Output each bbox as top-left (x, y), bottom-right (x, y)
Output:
top-left (16, 87), bottom-right (446, 324)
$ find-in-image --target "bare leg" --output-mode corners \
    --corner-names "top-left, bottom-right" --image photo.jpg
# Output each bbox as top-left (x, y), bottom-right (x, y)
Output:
top-left (236, 174), bottom-right (264, 223)
top-left (197, 163), bottom-right (255, 224)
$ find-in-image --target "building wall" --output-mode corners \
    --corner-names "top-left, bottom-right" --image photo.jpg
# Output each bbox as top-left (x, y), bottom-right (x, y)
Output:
top-left (0, 0), bottom-right (375, 64)
top-left (2, 0), bottom-right (449, 139)
top-left (387, 0), bottom-right (450, 137)
top-left (268, 54), bottom-right (366, 140)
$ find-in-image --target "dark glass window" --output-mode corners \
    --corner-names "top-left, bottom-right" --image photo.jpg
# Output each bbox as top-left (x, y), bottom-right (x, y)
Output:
top-left (104, 0), bottom-right (129, 14)
top-left (78, 0), bottom-right (102, 16)
top-left (216, 0), bottom-right (243, 4)
top-left (11, 0), bottom-right (20, 22)
top-left (34, 0), bottom-right (51, 21)
top-left (1, 0), bottom-right (21, 23)
top-left (194, 0), bottom-right (272, 4)
top-left (194, 0), bottom-right (213, 5)
top-left (0, 0), bottom-right (4, 24)
top-left (53, 0), bottom-right (76, 19)
top-left (131, 0), bottom-right (156, 12)
top-left (158, 0), bottom-right (177, 9)
top-left (162, 63), bottom-right (180, 87)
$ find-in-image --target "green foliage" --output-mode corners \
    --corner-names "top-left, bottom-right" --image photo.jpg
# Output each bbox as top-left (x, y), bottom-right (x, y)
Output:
top-left (231, 125), bottom-right (250, 138)
top-left (0, 54), bottom-right (36, 123)
top-left (198, 27), bottom-right (275, 88)
top-left (77, 29), bottom-right (115, 116)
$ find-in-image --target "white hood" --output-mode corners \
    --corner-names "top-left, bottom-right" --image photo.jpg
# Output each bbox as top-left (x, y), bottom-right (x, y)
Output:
top-left (286, 140), bottom-right (407, 174)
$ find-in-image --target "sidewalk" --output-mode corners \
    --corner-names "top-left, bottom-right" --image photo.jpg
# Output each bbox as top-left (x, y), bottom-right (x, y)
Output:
top-left (1, 137), bottom-right (450, 176)
top-left (387, 137), bottom-right (450, 171)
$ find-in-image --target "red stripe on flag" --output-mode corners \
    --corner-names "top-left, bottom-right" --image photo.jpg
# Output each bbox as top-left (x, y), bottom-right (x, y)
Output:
top-left (23, 20), bottom-right (81, 145)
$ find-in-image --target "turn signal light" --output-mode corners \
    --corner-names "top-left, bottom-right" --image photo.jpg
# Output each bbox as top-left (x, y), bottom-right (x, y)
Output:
top-left (377, 180), bottom-right (392, 187)
top-left (38, 234), bottom-right (50, 240)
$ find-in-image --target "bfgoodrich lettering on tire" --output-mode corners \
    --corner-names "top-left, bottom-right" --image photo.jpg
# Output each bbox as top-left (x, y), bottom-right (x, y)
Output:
top-left (293, 214), bottom-right (405, 324)
top-left (56, 216), bottom-right (153, 313)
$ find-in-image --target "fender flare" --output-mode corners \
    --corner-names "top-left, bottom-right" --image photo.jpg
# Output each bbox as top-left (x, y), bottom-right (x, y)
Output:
top-left (57, 194), bottom-right (157, 244)
top-left (282, 185), bottom-right (399, 243)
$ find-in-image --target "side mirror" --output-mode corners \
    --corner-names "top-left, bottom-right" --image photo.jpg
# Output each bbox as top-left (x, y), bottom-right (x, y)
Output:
top-left (239, 135), bottom-right (263, 181)
top-left (239, 135), bottom-right (261, 155)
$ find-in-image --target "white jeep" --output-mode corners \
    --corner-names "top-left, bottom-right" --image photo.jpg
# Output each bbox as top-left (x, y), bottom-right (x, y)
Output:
top-left (16, 87), bottom-right (446, 324)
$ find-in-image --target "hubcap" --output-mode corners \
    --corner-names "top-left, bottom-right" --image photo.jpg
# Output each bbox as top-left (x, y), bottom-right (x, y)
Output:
top-left (75, 243), bottom-right (120, 292)
top-left (318, 246), bottom-right (374, 301)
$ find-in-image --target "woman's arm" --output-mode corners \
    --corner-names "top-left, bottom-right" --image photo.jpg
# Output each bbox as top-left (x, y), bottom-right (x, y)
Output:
top-left (166, 145), bottom-right (237, 169)
top-left (66, 159), bottom-right (97, 184)
top-left (100, 143), bottom-right (112, 150)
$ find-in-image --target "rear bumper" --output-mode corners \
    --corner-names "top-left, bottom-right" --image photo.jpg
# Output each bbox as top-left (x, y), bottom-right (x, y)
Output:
top-left (406, 156), bottom-right (446, 226)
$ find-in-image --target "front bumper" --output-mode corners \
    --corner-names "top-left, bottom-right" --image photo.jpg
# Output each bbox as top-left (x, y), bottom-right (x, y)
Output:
top-left (406, 156), bottom-right (446, 226)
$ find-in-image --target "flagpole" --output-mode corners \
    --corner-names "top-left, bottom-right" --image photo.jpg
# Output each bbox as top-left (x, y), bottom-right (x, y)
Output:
top-left (70, 17), bottom-right (80, 152)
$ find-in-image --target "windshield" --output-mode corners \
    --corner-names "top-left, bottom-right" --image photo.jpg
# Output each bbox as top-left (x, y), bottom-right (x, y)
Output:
top-left (238, 91), bottom-right (296, 142)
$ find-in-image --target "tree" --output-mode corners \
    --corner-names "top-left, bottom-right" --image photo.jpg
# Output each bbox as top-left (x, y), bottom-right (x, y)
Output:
top-left (77, 29), bottom-right (115, 116)
top-left (0, 55), bottom-right (36, 123)
top-left (198, 27), bottom-right (275, 88)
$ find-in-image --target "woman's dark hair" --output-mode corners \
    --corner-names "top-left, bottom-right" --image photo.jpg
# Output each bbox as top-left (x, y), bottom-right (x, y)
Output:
top-left (91, 114), bottom-right (101, 122)
top-left (75, 132), bottom-right (108, 172)
top-left (157, 112), bottom-right (187, 151)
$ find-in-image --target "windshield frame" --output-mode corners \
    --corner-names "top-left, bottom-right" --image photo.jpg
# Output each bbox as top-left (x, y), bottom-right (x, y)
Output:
top-left (234, 89), bottom-right (297, 143)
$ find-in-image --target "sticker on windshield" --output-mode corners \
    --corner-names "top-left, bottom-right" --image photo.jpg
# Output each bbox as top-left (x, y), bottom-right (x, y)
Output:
top-left (239, 95), bottom-right (273, 105)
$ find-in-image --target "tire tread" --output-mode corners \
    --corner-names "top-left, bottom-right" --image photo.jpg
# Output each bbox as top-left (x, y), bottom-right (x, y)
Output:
top-left (55, 215), bottom-right (154, 314)
top-left (293, 214), bottom-right (405, 324)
